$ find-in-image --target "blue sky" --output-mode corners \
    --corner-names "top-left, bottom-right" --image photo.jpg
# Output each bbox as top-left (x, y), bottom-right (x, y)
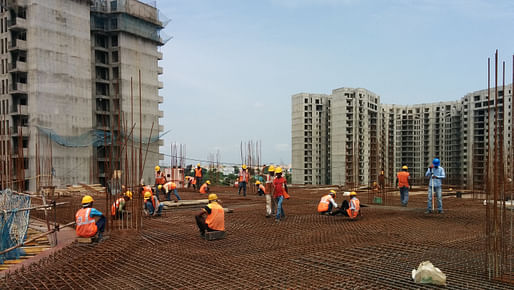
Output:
top-left (157, 0), bottom-right (514, 166)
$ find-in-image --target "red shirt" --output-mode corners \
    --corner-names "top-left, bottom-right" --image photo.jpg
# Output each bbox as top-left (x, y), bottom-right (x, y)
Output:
top-left (273, 177), bottom-right (287, 198)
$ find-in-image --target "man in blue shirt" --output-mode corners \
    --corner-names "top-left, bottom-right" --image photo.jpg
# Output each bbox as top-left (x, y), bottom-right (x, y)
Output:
top-left (425, 158), bottom-right (446, 214)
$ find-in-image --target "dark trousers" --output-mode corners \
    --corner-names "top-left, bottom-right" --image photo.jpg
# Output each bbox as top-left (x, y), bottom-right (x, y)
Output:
top-left (96, 216), bottom-right (106, 233)
top-left (331, 200), bottom-right (350, 216)
top-left (238, 181), bottom-right (247, 196)
top-left (195, 215), bottom-right (213, 234)
top-left (195, 177), bottom-right (202, 190)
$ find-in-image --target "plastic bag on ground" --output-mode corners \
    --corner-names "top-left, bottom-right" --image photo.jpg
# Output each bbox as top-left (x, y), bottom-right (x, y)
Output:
top-left (411, 261), bottom-right (447, 286)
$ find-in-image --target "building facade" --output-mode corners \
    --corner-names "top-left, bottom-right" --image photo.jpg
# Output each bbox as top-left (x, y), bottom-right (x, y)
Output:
top-left (291, 85), bottom-right (513, 189)
top-left (0, 0), bottom-right (164, 191)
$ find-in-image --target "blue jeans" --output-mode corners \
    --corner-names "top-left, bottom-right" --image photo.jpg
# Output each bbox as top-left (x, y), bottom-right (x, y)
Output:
top-left (238, 181), bottom-right (247, 196)
top-left (146, 201), bottom-right (163, 216)
top-left (275, 196), bottom-right (285, 220)
top-left (400, 187), bottom-right (409, 205)
top-left (427, 186), bottom-right (442, 211)
top-left (96, 216), bottom-right (105, 233)
top-left (166, 189), bottom-right (181, 201)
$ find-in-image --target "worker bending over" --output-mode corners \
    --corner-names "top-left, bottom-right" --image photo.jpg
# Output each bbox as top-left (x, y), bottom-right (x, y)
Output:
top-left (163, 179), bottom-right (181, 201)
top-left (111, 191), bottom-right (132, 220)
top-left (331, 191), bottom-right (360, 219)
top-left (238, 164), bottom-right (249, 196)
top-left (144, 192), bottom-right (163, 217)
top-left (317, 190), bottom-right (338, 215)
top-left (75, 195), bottom-right (105, 241)
top-left (255, 181), bottom-right (266, 196)
top-left (199, 180), bottom-right (211, 194)
top-left (195, 193), bottom-right (225, 237)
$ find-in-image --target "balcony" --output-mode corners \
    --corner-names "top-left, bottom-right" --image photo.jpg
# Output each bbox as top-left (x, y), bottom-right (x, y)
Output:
top-left (158, 81), bottom-right (163, 89)
top-left (158, 95), bottom-right (163, 103)
top-left (12, 148), bottom-right (28, 158)
top-left (9, 39), bottom-right (27, 51)
top-left (8, 17), bottom-right (27, 31)
top-left (157, 66), bottom-right (163, 74)
top-left (10, 104), bottom-right (28, 115)
top-left (157, 51), bottom-right (163, 60)
top-left (158, 110), bottom-right (163, 118)
top-left (11, 126), bottom-right (29, 136)
top-left (9, 61), bottom-right (27, 73)
top-left (10, 82), bottom-right (27, 94)
top-left (158, 124), bottom-right (164, 132)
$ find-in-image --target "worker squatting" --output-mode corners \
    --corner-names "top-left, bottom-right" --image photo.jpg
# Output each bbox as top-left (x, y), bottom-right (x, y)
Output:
top-left (74, 159), bottom-right (445, 241)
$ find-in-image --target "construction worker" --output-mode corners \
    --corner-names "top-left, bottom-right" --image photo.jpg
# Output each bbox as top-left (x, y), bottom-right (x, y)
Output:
top-left (425, 158), bottom-right (446, 214)
top-left (255, 180), bottom-right (266, 196)
top-left (111, 191), bottom-right (133, 220)
top-left (75, 195), bottom-right (105, 240)
top-left (331, 191), bottom-right (360, 219)
top-left (378, 170), bottom-right (385, 190)
top-left (140, 181), bottom-right (153, 199)
top-left (199, 180), bottom-right (211, 194)
top-left (194, 163), bottom-right (203, 191)
top-left (154, 165), bottom-right (167, 200)
top-left (238, 164), bottom-right (250, 196)
top-left (162, 180), bottom-right (181, 201)
top-left (195, 193), bottom-right (225, 237)
top-left (265, 165), bottom-right (275, 217)
top-left (317, 190), bottom-right (338, 215)
top-left (273, 167), bottom-right (289, 222)
top-left (396, 165), bottom-right (411, 207)
top-left (144, 191), bottom-right (163, 216)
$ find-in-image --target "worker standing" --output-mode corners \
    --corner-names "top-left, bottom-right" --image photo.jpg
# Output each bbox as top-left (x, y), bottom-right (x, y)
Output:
top-left (195, 193), bottom-right (225, 237)
top-left (273, 167), bottom-right (288, 222)
top-left (163, 180), bottom-right (181, 201)
top-left (265, 165), bottom-right (276, 216)
top-left (396, 165), bottom-right (411, 207)
top-left (425, 158), bottom-right (445, 214)
top-left (378, 170), bottom-right (385, 190)
top-left (317, 190), bottom-right (338, 215)
top-left (111, 191), bottom-right (132, 220)
top-left (238, 164), bottom-right (250, 196)
top-left (154, 166), bottom-right (167, 199)
top-left (144, 192), bottom-right (163, 216)
top-left (75, 195), bottom-right (105, 241)
top-left (199, 180), bottom-right (211, 194)
top-left (331, 191), bottom-right (360, 219)
top-left (194, 163), bottom-right (203, 192)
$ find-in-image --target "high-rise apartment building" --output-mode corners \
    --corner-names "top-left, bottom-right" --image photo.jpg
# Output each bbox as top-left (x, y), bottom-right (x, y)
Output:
top-left (292, 85), bottom-right (513, 189)
top-left (0, 0), bottom-right (164, 191)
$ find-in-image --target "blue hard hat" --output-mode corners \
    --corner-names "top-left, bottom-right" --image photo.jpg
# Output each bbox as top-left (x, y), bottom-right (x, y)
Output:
top-left (432, 158), bottom-right (440, 167)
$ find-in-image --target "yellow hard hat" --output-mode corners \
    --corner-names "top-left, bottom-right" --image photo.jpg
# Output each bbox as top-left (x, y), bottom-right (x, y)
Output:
top-left (206, 180), bottom-right (211, 185)
top-left (155, 165), bottom-right (160, 171)
top-left (449, 188), bottom-right (453, 191)
top-left (144, 192), bottom-right (152, 200)
top-left (124, 191), bottom-right (133, 199)
top-left (197, 163), bottom-right (201, 167)
top-left (402, 165), bottom-right (408, 170)
top-left (255, 181), bottom-right (261, 185)
top-left (268, 165), bottom-right (275, 172)
top-left (82, 195), bottom-right (94, 204)
top-left (242, 164), bottom-right (247, 169)
top-left (329, 190), bottom-right (336, 197)
top-left (275, 167), bottom-right (283, 174)
top-left (350, 191), bottom-right (357, 196)
top-left (158, 185), bottom-right (162, 190)
top-left (208, 193), bottom-right (218, 201)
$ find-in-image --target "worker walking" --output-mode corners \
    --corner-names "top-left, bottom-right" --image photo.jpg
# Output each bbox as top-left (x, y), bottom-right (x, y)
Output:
top-left (154, 166), bottom-right (167, 199)
top-left (396, 165), bottom-right (411, 207)
top-left (195, 193), bottom-right (225, 237)
top-left (331, 192), bottom-right (360, 219)
top-left (317, 190), bottom-right (338, 215)
top-left (265, 165), bottom-right (276, 216)
top-left (144, 192), bottom-right (163, 217)
top-left (425, 158), bottom-right (446, 214)
top-left (238, 164), bottom-right (250, 196)
top-left (273, 167), bottom-right (289, 222)
top-left (194, 163), bottom-right (203, 192)
top-left (162, 180), bottom-right (181, 201)
top-left (75, 195), bottom-right (105, 241)
top-left (199, 180), bottom-right (211, 194)
top-left (111, 191), bottom-right (132, 220)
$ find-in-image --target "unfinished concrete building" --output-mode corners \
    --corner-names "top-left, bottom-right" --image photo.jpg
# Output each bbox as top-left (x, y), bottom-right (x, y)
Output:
top-left (291, 85), bottom-right (513, 188)
top-left (0, 0), bottom-right (164, 191)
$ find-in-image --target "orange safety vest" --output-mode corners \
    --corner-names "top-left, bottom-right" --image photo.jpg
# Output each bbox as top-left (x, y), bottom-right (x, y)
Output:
top-left (195, 168), bottom-right (202, 178)
top-left (205, 202), bottom-right (224, 231)
top-left (111, 197), bottom-right (125, 216)
top-left (75, 208), bottom-right (97, 238)
top-left (258, 184), bottom-right (267, 194)
top-left (199, 183), bottom-right (209, 194)
top-left (317, 195), bottom-right (332, 212)
top-left (239, 170), bottom-right (249, 182)
top-left (164, 181), bottom-right (176, 191)
top-left (346, 198), bottom-right (360, 219)
top-left (397, 171), bottom-right (410, 187)
top-left (155, 172), bottom-right (166, 185)
top-left (142, 185), bottom-right (153, 197)
top-left (149, 195), bottom-right (160, 210)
